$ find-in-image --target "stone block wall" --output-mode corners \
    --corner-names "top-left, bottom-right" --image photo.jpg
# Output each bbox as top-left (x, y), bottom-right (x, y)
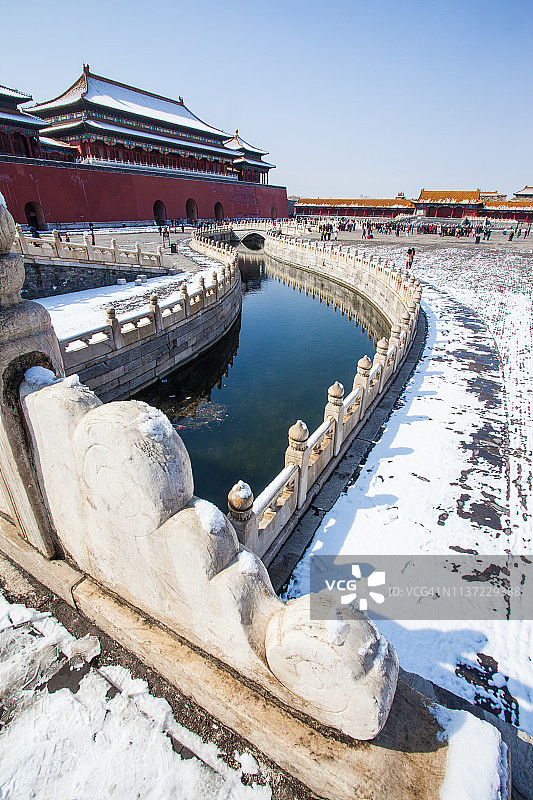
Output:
top-left (71, 276), bottom-right (242, 402)
top-left (22, 260), bottom-right (168, 299)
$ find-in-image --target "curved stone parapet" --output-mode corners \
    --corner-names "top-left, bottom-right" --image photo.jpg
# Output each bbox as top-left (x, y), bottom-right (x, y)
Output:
top-left (59, 264), bottom-right (242, 402)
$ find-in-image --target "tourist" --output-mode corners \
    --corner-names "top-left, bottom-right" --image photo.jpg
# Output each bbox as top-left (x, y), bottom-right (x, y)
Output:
top-left (406, 248), bottom-right (415, 269)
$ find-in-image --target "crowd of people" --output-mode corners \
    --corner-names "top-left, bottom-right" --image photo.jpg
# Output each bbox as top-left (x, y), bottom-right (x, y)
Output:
top-left (300, 216), bottom-right (532, 243)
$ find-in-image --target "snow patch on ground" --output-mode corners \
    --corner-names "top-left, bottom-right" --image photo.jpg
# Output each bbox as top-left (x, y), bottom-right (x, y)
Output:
top-left (431, 704), bottom-right (508, 800)
top-left (0, 593), bottom-right (271, 799)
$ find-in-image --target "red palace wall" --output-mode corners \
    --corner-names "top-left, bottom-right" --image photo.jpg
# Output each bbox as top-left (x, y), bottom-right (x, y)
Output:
top-left (0, 159), bottom-right (288, 224)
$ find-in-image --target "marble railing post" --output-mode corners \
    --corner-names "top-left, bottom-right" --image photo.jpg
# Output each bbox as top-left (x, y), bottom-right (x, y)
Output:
top-left (83, 232), bottom-right (94, 260)
top-left (285, 420), bottom-right (310, 509)
top-left (14, 225), bottom-right (28, 255)
top-left (157, 245), bottom-right (163, 266)
top-left (400, 311), bottom-right (411, 337)
top-left (106, 306), bottom-right (123, 348)
top-left (180, 283), bottom-right (190, 317)
top-left (110, 238), bottom-right (118, 263)
top-left (353, 354), bottom-right (371, 393)
top-left (373, 338), bottom-right (389, 392)
top-left (389, 324), bottom-right (401, 370)
top-left (150, 294), bottom-right (163, 332)
top-left (324, 381), bottom-right (345, 456)
top-left (212, 271), bottom-right (219, 300)
top-left (52, 230), bottom-right (61, 257)
top-left (198, 276), bottom-right (206, 306)
top-left (227, 481), bottom-right (258, 549)
top-left (134, 243), bottom-right (142, 265)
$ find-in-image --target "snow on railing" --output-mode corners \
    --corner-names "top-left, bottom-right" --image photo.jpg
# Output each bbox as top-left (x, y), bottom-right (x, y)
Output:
top-left (225, 228), bottom-right (422, 565)
top-left (58, 264), bottom-right (239, 370)
top-left (13, 226), bottom-right (165, 269)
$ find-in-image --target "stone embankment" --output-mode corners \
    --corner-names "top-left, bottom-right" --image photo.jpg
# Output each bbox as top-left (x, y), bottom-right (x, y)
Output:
top-left (59, 263), bottom-right (241, 402)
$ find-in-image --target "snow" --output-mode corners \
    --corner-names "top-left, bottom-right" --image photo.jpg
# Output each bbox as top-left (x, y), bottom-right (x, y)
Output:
top-left (238, 550), bottom-right (260, 576)
top-left (237, 752), bottom-right (260, 775)
top-left (0, 592), bottom-right (271, 799)
top-left (431, 704), bottom-right (508, 800)
top-left (193, 498), bottom-right (227, 536)
top-left (286, 241), bottom-right (533, 735)
top-left (24, 365), bottom-right (58, 388)
top-left (0, 191), bottom-right (6, 208)
top-left (138, 405), bottom-right (175, 442)
top-left (38, 241), bottom-right (224, 340)
top-left (0, 109), bottom-right (42, 125)
top-left (233, 480), bottom-right (252, 500)
top-left (84, 75), bottom-right (228, 137)
top-left (326, 618), bottom-right (350, 645)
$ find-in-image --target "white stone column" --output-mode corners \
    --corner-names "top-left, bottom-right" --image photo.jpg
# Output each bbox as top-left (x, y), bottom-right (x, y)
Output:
top-left (227, 481), bottom-right (258, 550)
top-left (15, 224), bottom-right (28, 255)
top-left (285, 420), bottom-right (310, 509)
top-left (324, 381), bottom-right (345, 456)
top-left (105, 306), bottom-right (123, 349)
top-left (150, 294), bottom-right (163, 332)
top-left (353, 355), bottom-right (372, 413)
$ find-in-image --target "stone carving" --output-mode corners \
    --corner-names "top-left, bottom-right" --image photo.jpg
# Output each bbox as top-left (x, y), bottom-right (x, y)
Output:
top-left (0, 193), bottom-right (16, 255)
top-left (21, 368), bottom-right (398, 740)
top-left (0, 196), bottom-right (64, 556)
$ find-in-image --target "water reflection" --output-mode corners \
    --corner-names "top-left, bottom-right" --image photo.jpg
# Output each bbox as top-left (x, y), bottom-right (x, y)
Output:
top-left (134, 253), bottom-right (388, 510)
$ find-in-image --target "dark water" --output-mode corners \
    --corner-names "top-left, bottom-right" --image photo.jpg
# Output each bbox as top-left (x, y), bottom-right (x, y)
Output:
top-left (134, 253), bottom-right (389, 511)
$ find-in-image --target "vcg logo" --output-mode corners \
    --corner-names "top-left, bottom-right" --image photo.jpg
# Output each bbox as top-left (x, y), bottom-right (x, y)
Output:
top-left (325, 564), bottom-right (386, 611)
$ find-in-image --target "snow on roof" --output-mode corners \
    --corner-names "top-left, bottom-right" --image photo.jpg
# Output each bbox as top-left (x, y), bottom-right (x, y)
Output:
top-left (39, 136), bottom-right (77, 149)
top-left (223, 130), bottom-right (267, 156)
top-left (416, 189), bottom-right (482, 204)
top-left (0, 84), bottom-right (32, 101)
top-left (0, 109), bottom-right (43, 126)
top-left (296, 197), bottom-right (415, 208)
top-left (41, 118), bottom-right (235, 157)
top-left (514, 186), bottom-right (533, 196)
top-left (30, 70), bottom-right (229, 139)
top-left (484, 199), bottom-right (533, 210)
top-left (233, 156), bottom-right (274, 169)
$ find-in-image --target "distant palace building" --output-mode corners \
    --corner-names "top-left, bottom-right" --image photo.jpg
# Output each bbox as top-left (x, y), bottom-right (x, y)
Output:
top-left (0, 66), bottom-right (287, 228)
top-left (296, 194), bottom-right (414, 219)
top-left (295, 188), bottom-right (533, 223)
top-left (513, 186), bottom-right (533, 200)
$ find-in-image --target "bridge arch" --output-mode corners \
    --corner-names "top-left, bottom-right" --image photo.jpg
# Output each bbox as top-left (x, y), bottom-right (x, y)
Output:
top-left (153, 200), bottom-right (166, 225)
top-left (241, 233), bottom-right (265, 251)
top-left (214, 202), bottom-right (224, 221)
top-left (186, 198), bottom-right (198, 223)
top-left (25, 201), bottom-right (46, 231)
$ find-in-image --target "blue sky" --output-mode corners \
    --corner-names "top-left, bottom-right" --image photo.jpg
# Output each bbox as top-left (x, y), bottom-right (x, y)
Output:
top-left (2, 0), bottom-right (531, 198)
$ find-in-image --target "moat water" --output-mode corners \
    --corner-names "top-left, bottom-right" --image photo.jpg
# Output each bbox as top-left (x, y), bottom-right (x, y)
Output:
top-left (134, 252), bottom-right (390, 511)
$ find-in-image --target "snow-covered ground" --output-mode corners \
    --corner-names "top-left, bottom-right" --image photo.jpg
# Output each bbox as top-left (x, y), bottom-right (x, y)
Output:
top-left (39, 240), bottom-right (224, 339)
top-left (0, 593), bottom-right (270, 799)
top-left (285, 243), bottom-right (533, 736)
